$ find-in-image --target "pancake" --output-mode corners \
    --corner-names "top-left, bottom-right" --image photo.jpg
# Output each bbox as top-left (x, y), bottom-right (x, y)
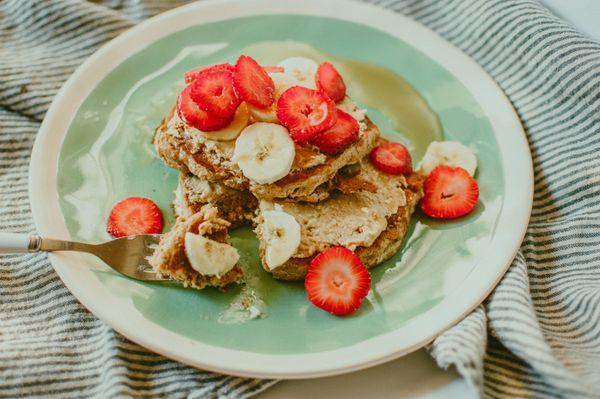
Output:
top-left (153, 103), bottom-right (379, 202)
top-left (149, 205), bottom-right (242, 289)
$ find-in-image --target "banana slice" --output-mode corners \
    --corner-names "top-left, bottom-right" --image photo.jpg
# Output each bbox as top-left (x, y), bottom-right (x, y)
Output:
top-left (232, 122), bottom-right (295, 184)
top-left (419, 141), bottom-right (477, 176)
top-left (184, 232), bottom-right (240, 276)
top-left (262, 209), bottom-right (301, 269)
top-left (248, 103), bottom-right (278, 123)
top-left (337, 97), bottom-right (367, 123)
top-left (271, 69), bottom-right (299, 92)
top-left (198, 102), bottom-right (249, 141)
top-left (278, 57), bottom-right (318, 89)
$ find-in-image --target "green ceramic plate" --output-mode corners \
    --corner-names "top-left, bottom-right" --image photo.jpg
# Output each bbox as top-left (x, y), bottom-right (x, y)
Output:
top-left (30, 0), bottom-right (532, 378)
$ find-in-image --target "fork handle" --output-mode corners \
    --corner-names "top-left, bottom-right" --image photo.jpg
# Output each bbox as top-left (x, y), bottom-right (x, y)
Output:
top-left (0, 233), bottom-right (40, 253)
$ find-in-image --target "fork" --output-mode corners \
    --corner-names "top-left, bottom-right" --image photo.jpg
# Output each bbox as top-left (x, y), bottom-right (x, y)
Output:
top-left (0, 233), bottom-right (168, 281)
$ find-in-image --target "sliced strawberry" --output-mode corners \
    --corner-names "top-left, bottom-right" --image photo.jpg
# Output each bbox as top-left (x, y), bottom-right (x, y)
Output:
top-left (177, 85), bottom-right (232, 131)
top-left (304, 247), bottom-right (371, 316)
top-left (184, 63), bottom-right (234, 84)
top-left (370, 141), bottom-right (413, 175)
top-left (189, 70), bottom-right (240, 118)
top-left (233, 55), bottom-right (275, 108)
top-left (315, 61), bottom-right (346, 103)
top-left (107, 197), bottom-right (163, 238)
top-left (421, 165), bottom-right (479, 219)
top-left (276, 86), bottom-right (337, 142)
top-left (264, 65), bottom-right (284, 74)
top-left (309, 109), bottom-right (359, 155)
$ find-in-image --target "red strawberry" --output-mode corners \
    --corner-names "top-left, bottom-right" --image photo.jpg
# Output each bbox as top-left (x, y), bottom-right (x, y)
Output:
top-left (370, 141), bottom-right (413, 175)
top-left (184, 63), bottom-right (234, 84)
top-left (309, 109), bottom-right (359, 155)
top-left (421, 165), bottom-right (479, 219)
top-left (315, 62), bottom-right (346, 103)
top-left (264, 65), bottom-right (284, 74)
top-left (233, 55), bottom-right (275, 108)
top-left (177, 85), bottom-right (232, 131)
top-left (189, 70), bottom-right (240, 118)
top-left (107, 197), bottom-right (163, 238)
top-left (304, 247), bottom-right (371, 316)
top-left (276, 86), bottom-right (337, 142)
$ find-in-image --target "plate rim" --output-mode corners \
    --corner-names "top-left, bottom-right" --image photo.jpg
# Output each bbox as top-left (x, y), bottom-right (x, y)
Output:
top-left (29, 0), bottom-right (533, 379)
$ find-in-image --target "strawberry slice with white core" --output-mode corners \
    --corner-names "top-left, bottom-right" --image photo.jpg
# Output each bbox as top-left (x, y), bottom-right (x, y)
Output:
top-left (304, 247), bottom-right (371, 316)
top-left (370, 141), bottom-right (413, 175)
top-left (421, 165), bottom-right (479, 219)
top-left (189, 70), bottom-right (240, 118)
top-left (315, 61), bottom-right (346, 103)
top-left (309, 109), bottom-right (359, 155)
top-left (276, 86), bottom-right (337, 142)
top-left (106, 197), bottom-right (163, 238)
top-left (177, 85), bottom-right (232, 132)
top-left (184, 63), bottom-right (235, 84)
top-left (233, 55), bottom-right (275, 109)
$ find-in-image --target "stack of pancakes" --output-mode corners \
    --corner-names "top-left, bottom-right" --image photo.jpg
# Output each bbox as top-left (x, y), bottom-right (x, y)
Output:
top-left (152, 98), bottom-right (424, 285)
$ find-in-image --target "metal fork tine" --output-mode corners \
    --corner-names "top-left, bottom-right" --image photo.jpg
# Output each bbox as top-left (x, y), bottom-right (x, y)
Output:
top-left (103, 234), bottom-right (167, 281)
top-left (29, 233), bottom-right (170, 282)
top-left (132, 250), bottom-right (170, 281)
top-left (144, 234), bottom-right (162, 246)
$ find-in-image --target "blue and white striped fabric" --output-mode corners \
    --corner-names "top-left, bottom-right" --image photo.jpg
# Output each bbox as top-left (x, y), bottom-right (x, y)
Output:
top-left (0, 0), bottom-right (598, 397)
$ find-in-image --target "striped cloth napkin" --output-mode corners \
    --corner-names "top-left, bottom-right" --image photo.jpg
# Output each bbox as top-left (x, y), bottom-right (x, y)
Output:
top-left (0, 0), bottom-right (598, 397)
